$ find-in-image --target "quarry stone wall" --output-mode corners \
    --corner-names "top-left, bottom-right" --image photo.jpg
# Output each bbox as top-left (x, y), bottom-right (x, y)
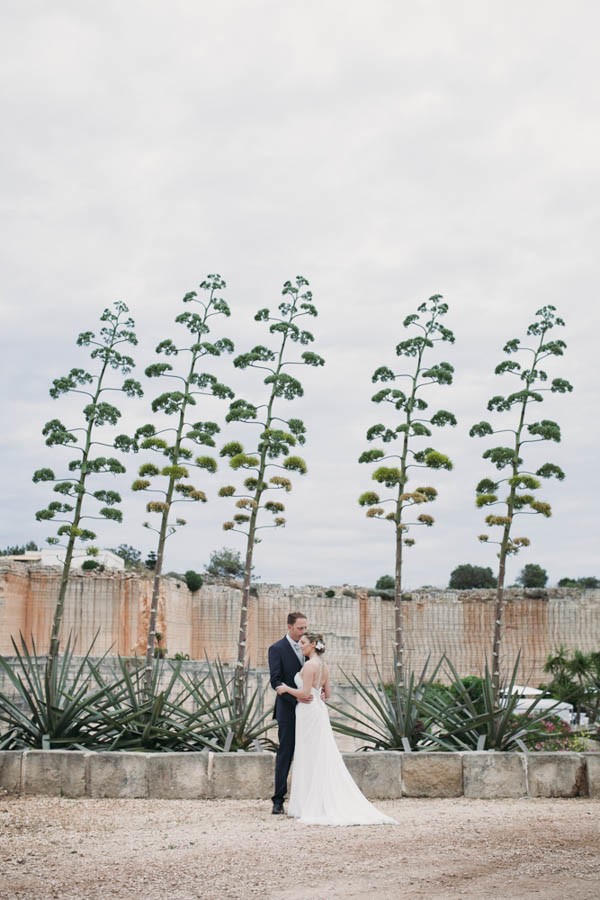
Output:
top-left (1, 562), bottom-right (599, 684)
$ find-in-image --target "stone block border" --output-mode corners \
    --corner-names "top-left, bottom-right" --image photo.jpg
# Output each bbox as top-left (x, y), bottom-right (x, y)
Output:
top-left (0, 750), bottom-right (598, 800)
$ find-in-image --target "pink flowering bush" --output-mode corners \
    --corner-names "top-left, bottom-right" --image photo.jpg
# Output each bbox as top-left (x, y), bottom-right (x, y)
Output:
top-left (515, 715), bottom-right (587, 751)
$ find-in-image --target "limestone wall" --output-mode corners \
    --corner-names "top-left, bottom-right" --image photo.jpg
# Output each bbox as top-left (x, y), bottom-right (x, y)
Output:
top-left (1, 562), bottom-right (599, 684)
top-left (1, 749), bottom-right (599, 799)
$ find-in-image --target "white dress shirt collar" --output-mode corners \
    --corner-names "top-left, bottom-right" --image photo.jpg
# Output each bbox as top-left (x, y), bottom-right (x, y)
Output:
top-left (286, 633), bottom-right (304, 663)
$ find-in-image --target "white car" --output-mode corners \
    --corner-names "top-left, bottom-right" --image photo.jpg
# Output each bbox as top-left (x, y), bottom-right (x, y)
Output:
top-left (501, 685), bottom-right (575, 725)
top-left (512, 696), bottom-right (574, 724)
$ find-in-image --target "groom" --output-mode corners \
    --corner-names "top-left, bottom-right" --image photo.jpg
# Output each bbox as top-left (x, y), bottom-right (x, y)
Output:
top-left (268, 611), bottom-right (309, 814)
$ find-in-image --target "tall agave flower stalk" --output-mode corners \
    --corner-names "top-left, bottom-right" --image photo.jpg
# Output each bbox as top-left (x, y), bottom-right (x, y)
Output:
top-left (219, 276), bottom-right (324, 718)
top-left (126, 276), bottom-right (234, 692)
top-left (471, 305), bottom-right (572, 702)
top-left (358, 294), bottom-right (455, 688)
top-left (33, 301), bottom-right (142, 680)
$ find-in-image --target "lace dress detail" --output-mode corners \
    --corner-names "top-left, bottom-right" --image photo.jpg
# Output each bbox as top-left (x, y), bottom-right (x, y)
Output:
top-left (287, 668), bottom-right (397, 826)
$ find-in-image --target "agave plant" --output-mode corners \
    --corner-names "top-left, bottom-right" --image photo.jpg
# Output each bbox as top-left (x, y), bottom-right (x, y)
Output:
top-left (0, 633), bottom-right (116, 749)
top-left (85, 656), bottom-right (275, 752)
top-left (183, 658), bottom-right (277, 752)
top-left (85, 656), bottom-right (227, 752)
top-left (0, 728), bottom-right (19, 750)
top-left (416, 655), bottom-right (561, 751)
top-left (329, 658), bottom-right (441, 751)
top-left (1, 640), bottom-right (277, 753)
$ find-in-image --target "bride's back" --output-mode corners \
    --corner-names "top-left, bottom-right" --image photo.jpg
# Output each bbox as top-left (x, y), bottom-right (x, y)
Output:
top-left (303, 655), bottom-right (330, 697)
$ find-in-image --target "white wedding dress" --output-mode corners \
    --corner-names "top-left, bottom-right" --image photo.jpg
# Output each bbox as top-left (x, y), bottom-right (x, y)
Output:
top-left (287, 669), bottom-right (397, 826)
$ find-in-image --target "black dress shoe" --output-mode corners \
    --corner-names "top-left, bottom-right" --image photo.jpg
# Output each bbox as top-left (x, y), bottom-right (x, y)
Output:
top-left (272, 801), bottom-right (284, 815)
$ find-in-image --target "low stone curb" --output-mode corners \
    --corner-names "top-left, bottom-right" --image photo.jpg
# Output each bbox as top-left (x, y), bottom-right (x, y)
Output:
top-left (0, 750), bottom-right (598, 800)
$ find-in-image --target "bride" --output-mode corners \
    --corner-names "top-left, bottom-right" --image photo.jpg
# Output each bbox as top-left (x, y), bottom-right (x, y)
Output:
top-left (276, 632), bottom-right (397, 826)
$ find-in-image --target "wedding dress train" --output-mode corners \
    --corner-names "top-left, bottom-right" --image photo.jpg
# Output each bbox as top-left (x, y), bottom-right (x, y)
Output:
top-left (287, 672), bottom-right (397, 826)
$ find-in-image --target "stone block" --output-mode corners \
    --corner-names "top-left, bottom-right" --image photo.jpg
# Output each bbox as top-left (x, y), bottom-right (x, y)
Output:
top-left (22, 750), bottom-right (87, 797)
top-left (583, 753), bottom-right (600, 799)
top-left (147, 753), bottom-right (210, 799)
top-left (463, 751), bottom-right (527, 798)
top-left (0, 751), bottom-right (22, 793)
top-left (342, 751), bottom-right (402, 799)
top-left (527, 753), bottom-right (587, 798)
top-left (209, 751), bottom-right (274, 799)
top-left (87, 752), bottom-right (148, 798)
top-left (402, 752), bottom-right (463, 798)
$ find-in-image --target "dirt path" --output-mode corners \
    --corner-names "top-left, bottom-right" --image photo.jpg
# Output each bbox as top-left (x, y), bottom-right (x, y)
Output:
top-left (1, 795), bottom-right (598, 899)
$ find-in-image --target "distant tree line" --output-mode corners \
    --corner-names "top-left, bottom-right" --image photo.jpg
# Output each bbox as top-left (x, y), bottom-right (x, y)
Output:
top-left (0, 541), bottom-right (39, 556)
top-left (4, 541), bottom-right (597, 595)
top-left (375, 564), bottom-right (598, 591)
top-left (557, 576), bottom-right (600, 590)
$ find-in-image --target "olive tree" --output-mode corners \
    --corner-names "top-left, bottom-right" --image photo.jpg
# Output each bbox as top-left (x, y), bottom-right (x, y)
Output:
top-left (127, 276), bottom-right (234, 688)
top-left (358, 294), bottom-right (455, 686)
top-left (471, 304), bottom-right (572, 700)
top-left (516, 563), bottom-right (548, 588)
top-left (204, 546), bottom-right (246, 579)
top-left (109, 543), bottom-right (143, 569)
top-left (33, 301), bottom-right (142, 672)
top-left (219, 276), bottom-right (324, 713)
top-left (448, 564), bottom-right (496, 589)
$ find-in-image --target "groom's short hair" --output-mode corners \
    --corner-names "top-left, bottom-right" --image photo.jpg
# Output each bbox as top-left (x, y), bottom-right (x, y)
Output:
top-left (287, 611), bottom-right (306, 625)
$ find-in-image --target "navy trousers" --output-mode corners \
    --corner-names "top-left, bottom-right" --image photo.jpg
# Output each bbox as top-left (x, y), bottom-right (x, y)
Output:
top-left (273, 711), bottom-right (296, 803)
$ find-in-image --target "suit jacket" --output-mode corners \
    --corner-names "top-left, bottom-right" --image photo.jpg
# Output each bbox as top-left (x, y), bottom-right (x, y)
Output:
top-left (268, 635), bottom-right (303, 722)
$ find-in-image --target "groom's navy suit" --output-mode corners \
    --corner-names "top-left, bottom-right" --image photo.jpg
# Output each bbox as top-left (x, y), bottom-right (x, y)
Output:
top-left (268, 635), bottom-right (303, 804)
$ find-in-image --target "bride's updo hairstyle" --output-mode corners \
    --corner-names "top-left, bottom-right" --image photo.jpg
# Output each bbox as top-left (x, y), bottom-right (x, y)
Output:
top-left (305, 632), bottom-right (326, 655)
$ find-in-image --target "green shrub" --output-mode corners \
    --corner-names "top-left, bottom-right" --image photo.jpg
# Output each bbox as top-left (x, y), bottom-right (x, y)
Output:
top-left (375, 575), bottom-right (395, 591)
top-left (184, 570), bottom-right (203, 592)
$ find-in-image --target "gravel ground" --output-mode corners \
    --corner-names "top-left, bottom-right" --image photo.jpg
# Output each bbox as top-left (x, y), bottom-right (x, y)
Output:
top-left (1, 794), bottom-right (599, 899)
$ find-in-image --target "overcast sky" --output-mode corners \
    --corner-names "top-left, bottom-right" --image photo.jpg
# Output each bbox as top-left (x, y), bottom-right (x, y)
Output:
top-left (1, 1), bottom-right (599, 588)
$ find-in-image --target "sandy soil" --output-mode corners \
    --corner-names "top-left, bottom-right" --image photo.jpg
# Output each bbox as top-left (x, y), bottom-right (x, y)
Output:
top-left (1, 794), bottom-right (598, 900)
